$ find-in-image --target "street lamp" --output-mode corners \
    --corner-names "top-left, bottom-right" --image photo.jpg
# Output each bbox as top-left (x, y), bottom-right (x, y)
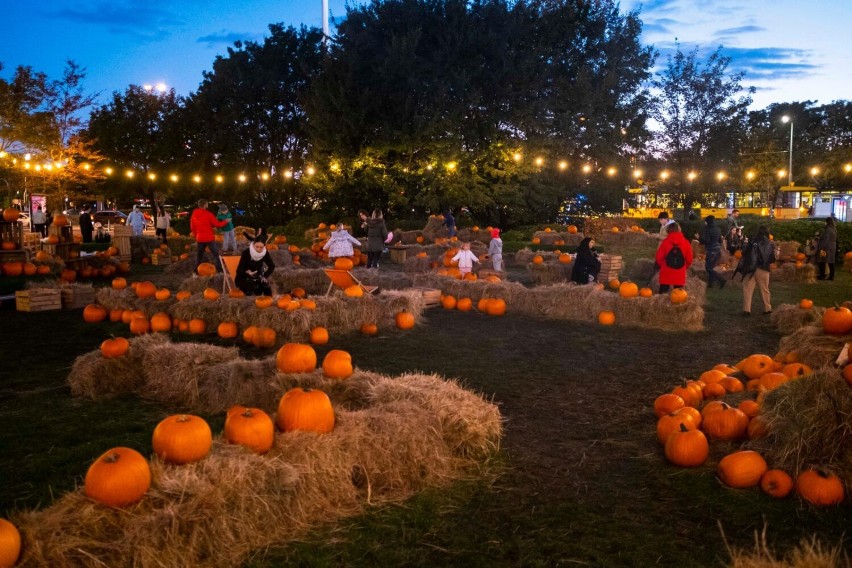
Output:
top-left (781, 116), bottom-right (793, 186)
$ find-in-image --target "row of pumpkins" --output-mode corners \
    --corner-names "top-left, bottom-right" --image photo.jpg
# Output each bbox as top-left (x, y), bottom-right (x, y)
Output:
top-left (0, 342), bottom-right (356, 567)
top-left (530, 225), bottom-right (581, 244)
top-left (654, 314), bottom-right (852, 507)
top-left (440, 295), bottom-right (506, 316)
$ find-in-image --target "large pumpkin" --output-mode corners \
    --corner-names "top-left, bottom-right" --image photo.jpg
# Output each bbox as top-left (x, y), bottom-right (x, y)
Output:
top-left (334, 257), bottom-right (354, 270)
top-left (84, 447), bottom-right (151, 507)
top-left (2, 207), bottom-right (20, 222)
top-left (196, 262), bottom-right (217, 277)
top-left (152, 414), bottom-right (213, 464)
top-left (83, 303), bottom-right (108, 323)
top-left (395, 310), bottom-right (415, 329)
top-left (822, 305), bottom-right (852, 335)
top-left (255, 295), bottom-right (274, 309)
top-left (717, 450), bottom-right (768, 488)
top-left (129, 316), bottom-right (150, 335)
top-left (618, 281), bottom-right (639, 298)
top-left (702, 403), bottom-right (748, 440)
top-left (441, 295), bottom-right (457, 310)
top-left (795, 469), bottom-right (845, 506)
top-left (134, 281), bottom-right (157, 299)
top-left (276, 343), bottom-right (317, 373)
top-left (740, 354), bottom-right (774, 380)
top-left (670, 288), bottom-right (688, 304)
top-left (664, 424), bottom-right (709, 467)
top-left (653, 393), bottom-right (685, 418)
top-left (656, 412), bottom-right (697, 445)
top-left (322, 349), bottom-right (353, 379)
top-left (0, 518), bottom-right (21, 568)
top-left (224, 406), bottom-right (275, 454)
top-left (598, 311), bottom-right (615, 325)
top-left (486, 298), bottom-right (507, 316)
top-left (276, 387), bottom-right (335, 433)
top-left (217, 321), bottom-right (239, 339)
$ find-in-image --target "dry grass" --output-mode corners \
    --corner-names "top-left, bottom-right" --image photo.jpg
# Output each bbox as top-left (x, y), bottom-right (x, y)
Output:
top-left (725, 527), bottom-right (848, 568)
top-left (776, 324), bottom-right (850, 369)
top-left (527, 261), bottom-right (573, 284)
top-left (412, 273), bottom-right (705, 331)
top-left (747, 370), bottom-right (852, 490)
top-left (25, 355), bottom-right (502, 568)
top-left (771, 304), bottom-right (826, 335)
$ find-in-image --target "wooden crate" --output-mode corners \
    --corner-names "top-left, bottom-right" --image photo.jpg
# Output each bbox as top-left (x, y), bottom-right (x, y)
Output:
top-left (22, 232), bottom-right (42, 250)
top-left (113, 227), bottom-right (131, 262)
top-left (410, 286), bottom-right (441, 307)
top-left (42, 242), bottom-right (81, 261)
top-left (0, 249), bottom-right (29, 263)
top-left (1, 220), bottom-right (24, 248)
top-left (16, 289), bottom-right (62, 312)
top-left (389, 246), bottom-right (408, 264)
top-left (61, 286), bottom-right (96, 309)
top-left (47, 225), bottom-right (74, 243)
top-left (151, 253), bottom-right (172, 265)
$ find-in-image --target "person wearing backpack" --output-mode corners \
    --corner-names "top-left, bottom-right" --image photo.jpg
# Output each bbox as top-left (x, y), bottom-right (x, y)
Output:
top-left (737, 225), bottom-right (775, 315)
top-left (655, 222), bottom-right (693, 292)
top-left (698, 215), bottom-right (725, 289)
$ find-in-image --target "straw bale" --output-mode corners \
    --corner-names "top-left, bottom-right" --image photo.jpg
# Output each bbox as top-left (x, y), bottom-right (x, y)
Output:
top-left (268, 268), bottom-right (330, 296)
top-left (456, 228), bottom-right (490, 244)
top-left (397, 230), bottom-right (424, 245)
top-left (355, 270), bottom-right (414, 291)
top-left (527, 262), bottom-right (572, 284)
top-left (777, 324), bottom-right (850, 369)
top-left (725, 529), bottom-right (847, 568)
top-left (513, 247), bottom-right (536, 266)
top-left (770, 304), bottom-right (825, 335)
top-left (747, 370), bottom-right (852, 488)
top-left (625, 258), bottom-right (656, 282)
top-left (164, 257), bottom-right (196, 277)
top-left (68, 334), bottom-right (170, 399)
top-left (25, 368), bottom-right (502, 567)
top-left (776, 240), bottom-right (802, 261)
top-left (403, 256), bottom-right (433, 273)
top-left (531, 231), bottom-right (563, 245)
top-left (412, 273), bottom-right (705, 331)
top-left (421, 216), bottom-right (449, 240)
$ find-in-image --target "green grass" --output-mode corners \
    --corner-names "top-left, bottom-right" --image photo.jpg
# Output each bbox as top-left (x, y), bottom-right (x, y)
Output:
top-left (1, 263), bottom-right (851, 566)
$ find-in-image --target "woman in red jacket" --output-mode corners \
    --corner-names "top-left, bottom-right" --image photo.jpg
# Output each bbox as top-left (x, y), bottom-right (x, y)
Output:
top-left (654, 222), bottom-right (694, 293)
top-left (190, 198), bottom-right (229, 273)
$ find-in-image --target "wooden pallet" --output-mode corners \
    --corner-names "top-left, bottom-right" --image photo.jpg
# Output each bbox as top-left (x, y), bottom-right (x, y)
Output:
top-left (0, 249), bottom-right (29, 263)
top-left (16, 289), bottom-right (62, 312)
top-left (61, 286), bottom-right (96, 309)
top-left (1, 221), bottom-right (24, 248)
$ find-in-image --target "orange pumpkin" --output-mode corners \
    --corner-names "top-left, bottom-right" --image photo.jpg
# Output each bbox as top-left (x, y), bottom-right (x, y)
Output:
top-left (84, 447), bottom-right (151, 507)
top-left (718, 451), bottom-right (768, 489)
top-left (150, 312), bottom-right (171, 333)
top-left (740, 354), bottom-right (774, 380)
top-left (224, 407), bottom-right (275, 454)
top-left (203, 288), bottom-right (220, 301)
top-left (702, 403), bottom-right (748, 440)
top-left (196, 262), bottom-right (217, 277)
top-left (52, 213), bottom-right (69, 226)
top-left (255, 295), bottom-right (274, 309)
top-left (109, 308), bottom-right (124, 322)
top-left (299, 299), bottom-right (317, 310)
top-left (129, 316), bottom-right (150, 335)
top-left (795, 469), bottom-right (845, 506)
top-left (670, 288), bottom-right (688, 304)
top-left (83, 303), bottom-right (108, 323)
top-left (252, 326), bottom-right (277, 348)
top-left (175, 290), bottom-right (192, 301)
top-left (322, 349), bottom-right (353, 379)
top-left (618, 281), bottom-right (639, 298)
top-left (218, 321), bottom-right (239, 339)
top-left (486, 298), bottom-right (507, 316)
top-left (656, 412), bottom-right (698, 445)
top-left (154, 288), bottom-right (171, 301)
top-left (653, 393), bottom-right (684, 418)
top-left (310, 327), bottom-right (329, 345)
top-left (100, 337), bottom-right (130, 359)
top-left (228, 288), bottom-right (246, 298)
top-left (441, 295), bottom-right (457, 310)
top-left (456, 298), bottom-right (473, 312)
top-left (532, 255), bottom-right (544, 265)
top-left (760, 469), bottom-right (794, 499)
top-left (598, 311), bottom-right (615, 325)
top-left (134, 281), bottom-right (157, 299)
top-left (799, 298), bottom-right (813, 309)
top-left (664, 424), bottom-right (709, 467)
top-left (0, 518), bottom-right (21, 567)
top-left (290, 287), bottom-right (306, 299)
top-left (152, 414), bottom-right (213, 465)
top-left (822, 305), bottom-right (852, 335)
top-left (2, 207), bottom-right (20, 222)
top-left (276, 343), bottom-right (317, 373)
top-left (395, 310), bottom-right (415, 329)
top-left (188, 319), bottom-right (207, 334)
top-left (334, 257), bottom-right (354, 270)
top-left (276, 388), bottom-right (335, 433)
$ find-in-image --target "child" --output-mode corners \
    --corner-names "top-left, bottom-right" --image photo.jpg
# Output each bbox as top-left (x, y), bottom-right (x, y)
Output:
top-left (452, 241), bottom-right (479, 277)
top-left (804, 231), bottom-right (820, 265)
top-left (488, 228), bottom-right (503, 271)
top-left (217, 204), bottom-right (236, 253)
top-left (323, 223), bottom-right (363, 260)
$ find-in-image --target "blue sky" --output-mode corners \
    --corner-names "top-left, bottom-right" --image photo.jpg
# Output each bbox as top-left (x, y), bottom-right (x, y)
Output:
top-left (1, 0), bottom-right (849, 110)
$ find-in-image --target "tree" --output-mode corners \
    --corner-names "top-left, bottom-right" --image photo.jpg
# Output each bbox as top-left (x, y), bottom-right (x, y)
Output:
top-left (649, 44), bottom-right (754, 210)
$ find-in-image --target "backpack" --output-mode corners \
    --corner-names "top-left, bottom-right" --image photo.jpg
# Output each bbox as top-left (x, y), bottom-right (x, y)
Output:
top-left (665, 244), bottom-right (685, 269)
top-left (733, 242), bottom-right (759, 280)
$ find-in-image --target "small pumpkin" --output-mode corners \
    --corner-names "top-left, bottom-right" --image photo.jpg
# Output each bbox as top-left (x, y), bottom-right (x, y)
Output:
top-left (441, 295), bottom-right (457, 310)
top-left (150, 312), bottom-right (172, 333)
top-left (653, 393), bottom-right (685, 418)
top-left (795, 469), bottom-right (845, 506)
top-left (670, 288), bottom-right (688, 304)
top-left (344, 284), bottom-right (363, 298)
top-left (741, 354), bottom-right (774, 380)
top-left (702, 402), bottom-right (748, 440)
top-left (101, 338), bottom-right (130, 362)
top-left (135, 281), bottom-right (157, 299)
top-left (224, 407), bottom-right (275, 454)
top-left (252, 326), bottom-right (277, 348)
top-left (154, 288), bottom-right (171, 301)
top-left (598, 311), bottom-right (615, 325)
top-left (152, 414), bottom-right (213, 464)
top-left (799, 298), bottom-right (813, 310)
top-left (0, 518), bottom-right (21, 568)
top-left (196, 262), bottom-right (217, 277)
top-left (760, 469), bottom-right (794, 499)
top-left (618, 281), bottom-right (639, 298)
top-left (395, 310), bottom-right (415, 329)
top-left (334, 257), bottom-right (354, 270)
top-left (175, 290), bottom-right (192, 301)
top-left (84, 447), bottom-right (151, 507)
top-left (276, 387), bottom-right (335, 433)
top-left (129, 316), bottom-right (150, 335)
top-left (656, 412), bottom-right (697, 445)
top-left (717, 450), bottom-right (768, 489)
top-left (486, 298), bottom-right (507, 316)
top-left (639, 287), bottom-right (653, 298)
top-left (83, 303), bottom-right (108, 323)
top-left (322, 349), bottom-right (353, 379)
top-left (218, 321), bottom-right (239, 339)
top-left (255, 295), bottom-right (273, 309)
top-left (456, 298), bottom-right (473, 312)
top-left (203, 288), bottom-right (220, 301)
top-left (188, 319), bottom-right (207, 334)
top-left (309, 327), bottom-right (329, 345)
top-left (360, 322), bottom-right (378, 335)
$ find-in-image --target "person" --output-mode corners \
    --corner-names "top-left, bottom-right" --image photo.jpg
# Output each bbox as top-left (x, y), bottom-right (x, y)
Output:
top-left (155, 207), bottom-right (171, 244)
top-left (451, 241), bottom-right (479, 277)
top-left (79, 205), bottom-right (94, 243)
top-left (488, 228), bottom-right (504, 271)
top-left (571, 237), bottom-right (601, 285)
top-left (217, 203), bottom-right (236, 253)
top-left (32, 205), bottom-right (46, 237)
top-left (736, 225), bottom-right (775, 316)
top-left (698, 215), bottom-right (725, 289)
top-left (45, 209), bottom-right (53, 229)
top-left (817, 216), bottom-right (837, 280)
top-left (235, 234), bottom-right (275, 296)
top-left (654, 222), bottom-right (693, 293)
top-left (127, 205), bottom-right (146, 237)
top-left (357, 209), bottom-right (369, 236)
top-left (443, 210), bottom-right (456, 238)
top-left (657, 211), bottom-right (673, 240)
top-left (190, 198), bottom-right (228, 273)
top-left (365, 209), bottom-right (388, 269)
top-left (727, 208), bottom-right (740, 230)
top-left (94, 222), bottom-right (111, 243)
top-left (804, 230), bottom-right (820, 265)
top-left (322, 223), bottom-right (362, 261)
top-left (725, 226), bottom-right (743, 256)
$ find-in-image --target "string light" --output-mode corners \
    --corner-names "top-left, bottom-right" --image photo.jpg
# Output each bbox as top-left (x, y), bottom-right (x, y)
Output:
top-left (534, 157), bottom-right (544, 167)
top-left (558, 160), bottom-right (568, 170)
top-left (193, 175), bottom-right (202, 183)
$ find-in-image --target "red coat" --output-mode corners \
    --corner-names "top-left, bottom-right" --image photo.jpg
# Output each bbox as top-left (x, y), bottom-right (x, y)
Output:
top-left (655, 231), bottom-right (693, 286)
top-left (190, 208), bottom-right (228, 242)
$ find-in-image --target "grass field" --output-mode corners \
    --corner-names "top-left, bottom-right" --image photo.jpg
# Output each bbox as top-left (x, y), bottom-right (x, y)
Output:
top-left (1, 256), bottom-right (850, 567)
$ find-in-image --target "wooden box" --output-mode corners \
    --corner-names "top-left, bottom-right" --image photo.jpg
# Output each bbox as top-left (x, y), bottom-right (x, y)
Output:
top-left (151, 253), bottom-right (172, 265)
top-left (410, 286), bottom-right (441, 307)
top-left (47, 225), bottom-right (74, 243)
top-left (23, 232), bottom-right (42, 250)
top-left (42, 242), bottom-right (81, 261)
top-left (389, 246), bottom-right (408, 264)
top-left (0, 250), bottom-right (29, 263)
top-left (113, 226), bottom-right (131, 262)
top-left (61, 286), bottom-right (96, 309)
top-left (1, 220), bottom-right (24, 248)
top-left (16, 289), bottom-right (62, 312)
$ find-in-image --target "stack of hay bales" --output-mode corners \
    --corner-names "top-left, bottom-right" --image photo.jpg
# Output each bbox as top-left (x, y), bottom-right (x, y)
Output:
top-left (776, 318), bottom-right (850, 369)
top-left (525, 252), bottom-right (573, 284)
top-left (413, 273), bottom-right (705, 331)
top-left (770, 303), bottom-right (826, 335)
top-left (775, 239), bottom-right (802, 262)
top-left (130, 236), bottom-right (163, 262)
top-left (531, 230), bottom-right (584, 247)
top-left (22, 336), bottom-right (503, 567)
top-left (420, 215), bottom-right (449, 242)
top-left (595, 229), bottom-right (658, 248)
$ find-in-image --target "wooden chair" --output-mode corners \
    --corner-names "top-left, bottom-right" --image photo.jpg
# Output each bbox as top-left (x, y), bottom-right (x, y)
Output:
top-left (323, 269), bottom-right (379, 296)
top-left (219, 255), bottom-right (242, 294)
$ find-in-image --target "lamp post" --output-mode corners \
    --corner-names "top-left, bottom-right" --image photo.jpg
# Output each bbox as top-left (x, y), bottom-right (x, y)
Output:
top-left (781, 116), bottom-right (793, 186)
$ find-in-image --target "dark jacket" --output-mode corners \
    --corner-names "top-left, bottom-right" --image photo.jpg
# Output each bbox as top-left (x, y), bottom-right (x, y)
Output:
top-left (442, 212), bottom-right (455, 229)
top-left (235, 248), bottom-right (275, 288)
top-left (79, 212), bottom-right (93, 232)
top-left (699, 220), bottom-right (722, 251)
top-left (754, 237), bottom-right (775, 271)
top-left (366, 218), bottom-right (388, 252)
top-left (818, 225), bottom-right (837, 261)
top-left (571, 247), bottom-right (601, 285)
top-left (655, 231), bottom-right (694, 287)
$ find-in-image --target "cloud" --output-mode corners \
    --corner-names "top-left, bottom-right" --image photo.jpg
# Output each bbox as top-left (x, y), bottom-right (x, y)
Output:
top-left (196, 31), bottom-right (262, 48)
top-left (48, 1), bottom-right (184, 40)
top-left (714, 25), bottom-right (766, 37)
top-left (653, 42), bottom-right (819, 82)
top-left (642, 17), bottom-right (679, 36)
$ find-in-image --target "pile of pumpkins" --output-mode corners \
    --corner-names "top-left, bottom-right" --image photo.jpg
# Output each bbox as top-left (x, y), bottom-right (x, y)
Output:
top-left (654, 343), bottom-right (848, 507)
top-left (440, 294), bottom-right (506, 316)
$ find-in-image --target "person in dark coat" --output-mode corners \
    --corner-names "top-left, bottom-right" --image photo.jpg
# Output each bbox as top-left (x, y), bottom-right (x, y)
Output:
top-left (698, 215), bottom-right (724, 289)
top-left (442, 210), bottom-right (456, 237)
top-left (571, 237), bottom-right (601, 285)
top-left (365, 209), bottom-right (388, 269)
top-left (235, 232), bottom-right (275, 296)
top-left (817, 216), bottom-right (837, 280)
top-left (79, 205), bottom-right (94, 243)
top-left (654, 222), bottom-right (694, 293)
top-left (739, 225), bottom-right (775, 315)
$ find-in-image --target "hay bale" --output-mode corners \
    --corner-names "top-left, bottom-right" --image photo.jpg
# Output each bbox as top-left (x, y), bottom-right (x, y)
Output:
top-left (625, 258), bottom-right (656, 282)
top-left (421, 216), bottom-right (449, 240)
top-left (527, 262), bottom-right (572, 284)
top-left (777, 324), bottom-right (850, 369)
top-left (776, 239), bottom-right (802, 261)
top-left (403, 256), bottom-right (433, 273)
top-left (512, 248), bottom-right (536, 266)
top-left (397, 230), bottom-right (423, 245)
top-left (771, 304), bottom-right (825, 335)
top-left (27, 363), bottom-right (502, 568)
top-left (68, 334), bottom-right (169, 399)
top-left (747, 370), bottom-right (852, 489)
top-left (456, 228), bottom-right (490, 244)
